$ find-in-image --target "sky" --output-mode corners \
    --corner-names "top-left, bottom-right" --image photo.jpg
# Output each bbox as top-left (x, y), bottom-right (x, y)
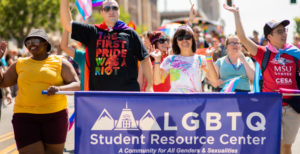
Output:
top-left (157, 0), bottom-right (300, 42)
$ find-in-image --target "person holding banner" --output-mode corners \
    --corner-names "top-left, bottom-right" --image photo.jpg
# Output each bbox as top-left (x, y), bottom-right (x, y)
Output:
top-left (224, 4), bottom-right (300, 154)
top-left (151, 25), bottom-right (219, 92)
top-left (214, 35), bottom-right (254, 92)
top-left (0, 29), bottom-right (80, 153)
top-left (60, 0), bottom-right (153, 92)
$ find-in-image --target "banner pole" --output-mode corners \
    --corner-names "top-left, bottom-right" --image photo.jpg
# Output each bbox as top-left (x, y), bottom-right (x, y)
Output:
top-left (41, 90), bottom-right (75, 95)
top-left (41, 91), bottom-right (300, 96)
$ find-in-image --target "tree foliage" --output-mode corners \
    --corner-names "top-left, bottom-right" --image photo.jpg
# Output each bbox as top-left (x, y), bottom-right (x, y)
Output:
top-left (0, 0), bottom-right (61, 47)
top-left (90, 6), bottom-right (131, 25)
top-left (294, 17), bottom-right (300, 35)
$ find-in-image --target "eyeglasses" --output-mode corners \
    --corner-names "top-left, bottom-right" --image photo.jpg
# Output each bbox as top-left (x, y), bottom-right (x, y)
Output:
top-left (177, 34), bottom-right (193, 41)
top-left (194, 31), bottom-right (202, 34)
top-left (227, 42), bottom-right (241, 46)
top-left (25, 38), bottom-right (42, 46)
top-left (274, 28), bottom-right (288, 35)
top-left (158, 38), bottom-right (169, 44)
top-left (102, 6), bottom-right (119, 12)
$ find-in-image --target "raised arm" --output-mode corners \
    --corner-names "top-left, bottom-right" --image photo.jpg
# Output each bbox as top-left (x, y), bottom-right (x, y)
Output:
top-left (187, 4), bottom-right (197, 26)
top-left (223, 4), bottom-right (258, 56)
top-left (60, 0), bottom-right (73, 33)
top-left (205, 48), bottom-right (219, 86)
top-left (239, 51), bottom-right (255, 81)
top-left (149, 46), bottom-right (168, 85)
top-left (61, 30), bottom-right (75, 58)
top-left (0, 42), bottom-right (17, 88)
top-left (0, 62), bottom-right (18, 88)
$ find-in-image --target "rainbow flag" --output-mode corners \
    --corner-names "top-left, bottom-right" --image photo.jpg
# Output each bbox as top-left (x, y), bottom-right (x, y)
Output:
top-left (92, 0), bottom-right (104, 7)
top-left (221, 76), bottom-right (241, 92)
top-left (76, 0), bottom-right (92, 20)
top-left (156, 23), bottom-right (182, 38)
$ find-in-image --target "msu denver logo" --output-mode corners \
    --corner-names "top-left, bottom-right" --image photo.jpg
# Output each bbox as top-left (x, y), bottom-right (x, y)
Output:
top-left (91, 103), bottom-right (161, 131)
top-left (270, 57), bottom-right (293, 66)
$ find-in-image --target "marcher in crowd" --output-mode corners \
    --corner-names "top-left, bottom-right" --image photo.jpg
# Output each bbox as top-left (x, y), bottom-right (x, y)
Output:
top-left (224, 4), bottom-right (300, 154)
top-left (0, 29), bottom-right (80, 153)
top-left (0, 41), bottom-right (12, 120)
top-left (60, 0), bottom-right (153, 91)
top-left (192, 25), bottom-right (209, 49)
top-left (214, 35), bottom-right (255, 92)
top-left (151, 24), bottom-right (219, 92)
top-left (141, 31), bottom-right (171, 92)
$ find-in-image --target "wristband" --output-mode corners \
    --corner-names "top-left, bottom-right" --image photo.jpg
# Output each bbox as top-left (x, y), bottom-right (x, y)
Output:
top-left (206, 56), bottom-right (213, 62)
top-left (154, 62), bottom-right (160, 64)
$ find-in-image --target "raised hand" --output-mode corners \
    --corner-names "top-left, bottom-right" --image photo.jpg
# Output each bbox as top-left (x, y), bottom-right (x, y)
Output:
top-left (189, 4), bottom-right (197, 23)
top-left (223, 3), bottom-right (239, 13)
top-left (205, 47), bottom-right (216, 57)
top-left (0, 41), bottom-right (7, 58)
top-left (149, 45), bottom-right (162, 61)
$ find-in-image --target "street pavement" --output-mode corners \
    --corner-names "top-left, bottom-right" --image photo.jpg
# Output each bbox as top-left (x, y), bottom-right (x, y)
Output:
top-left (1, 96), bottom-right (300, 154)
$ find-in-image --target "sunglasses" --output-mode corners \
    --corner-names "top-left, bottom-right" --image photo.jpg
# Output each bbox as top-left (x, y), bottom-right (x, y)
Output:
top-left (102, 6), bottom-right (119, 12)
top-left (177, 34), bottom-right (193, 41)
top-left (25, 38), bottom-right (42, 46)
top-left (158, 38), bottom-right (169, 44)
top-left (227, 42), bottom-right (241, 46)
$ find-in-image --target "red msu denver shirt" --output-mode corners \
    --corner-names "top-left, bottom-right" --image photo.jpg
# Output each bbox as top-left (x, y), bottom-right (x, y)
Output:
top-left (252, 46), bottom-right (300, 105)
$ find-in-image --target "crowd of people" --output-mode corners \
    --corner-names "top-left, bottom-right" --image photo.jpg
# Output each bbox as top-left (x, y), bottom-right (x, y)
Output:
top-left (0, 0), bottom-right (300, 154)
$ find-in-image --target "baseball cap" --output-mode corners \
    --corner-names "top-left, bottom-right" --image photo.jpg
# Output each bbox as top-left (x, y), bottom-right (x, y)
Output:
top-left (24, 29), bottom-right (52, 52)
top-left (263, 20), bottom-right (290, 39)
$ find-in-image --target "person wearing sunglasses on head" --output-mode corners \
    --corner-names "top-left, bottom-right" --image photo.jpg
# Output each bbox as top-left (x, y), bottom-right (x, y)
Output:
top-left (60, 0), bottom-right (153, 92)
top-left (213, 35), bottom-right (254, 92)
top-left (139, 31), bottom-right (171, 92)
top-left (150, 5), bottom-right (219, 93)
top-left (151, 22), bottom-right (219, 92)
top-left (224, 4), bottom-right (300, 154)
top-left (0, 29), bottom-right (80, 153)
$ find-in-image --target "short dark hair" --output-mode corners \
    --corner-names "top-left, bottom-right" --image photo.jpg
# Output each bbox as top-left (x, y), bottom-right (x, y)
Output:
top-left (172, 29), bottom-right (196, 55)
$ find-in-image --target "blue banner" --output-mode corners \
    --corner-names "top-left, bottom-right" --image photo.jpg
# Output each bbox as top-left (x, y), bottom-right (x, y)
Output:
top-left (75, 92), bottom-right (282, 154)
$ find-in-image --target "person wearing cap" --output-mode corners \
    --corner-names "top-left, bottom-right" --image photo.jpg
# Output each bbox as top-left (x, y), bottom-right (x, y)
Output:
top-left (60, 0), bottom-right (153, 92)
top-left (0, 29), bottom-right (80, 153)
top-left (224, 4), bottom-right (300, 154)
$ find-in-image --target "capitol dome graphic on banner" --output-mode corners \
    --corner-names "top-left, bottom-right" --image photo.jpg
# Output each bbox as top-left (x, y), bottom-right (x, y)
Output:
top-left (91, 103), bottom-right (161, 131)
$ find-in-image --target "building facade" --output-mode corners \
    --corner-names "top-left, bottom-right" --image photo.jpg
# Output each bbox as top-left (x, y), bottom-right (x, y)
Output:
top-left (117, 0), bottom-right (160, 31)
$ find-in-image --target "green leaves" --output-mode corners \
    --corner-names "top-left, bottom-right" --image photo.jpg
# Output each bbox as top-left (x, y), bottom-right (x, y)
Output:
top-left (294, 17), bottom-right (300, 34)
top-left (0, 0), bottom-right (60, 47)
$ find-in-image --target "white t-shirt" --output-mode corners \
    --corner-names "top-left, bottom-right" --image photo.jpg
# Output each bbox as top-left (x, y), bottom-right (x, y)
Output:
top-left (160, 55), bottom-right (207, 92)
